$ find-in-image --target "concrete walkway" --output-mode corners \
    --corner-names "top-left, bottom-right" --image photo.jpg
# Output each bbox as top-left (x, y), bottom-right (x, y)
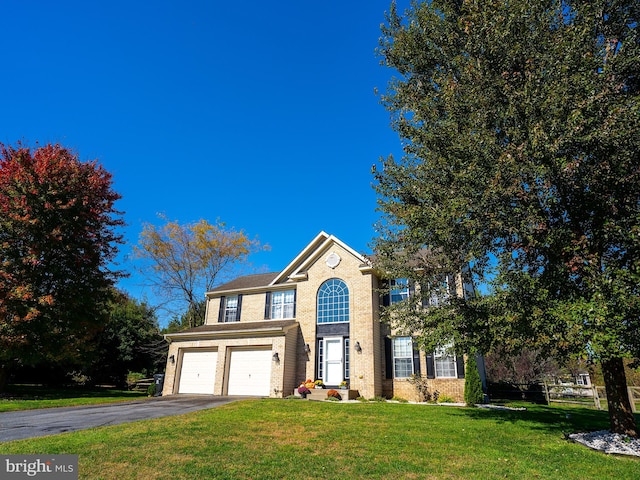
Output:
top-left (0, 395), bottom-right (251, 442)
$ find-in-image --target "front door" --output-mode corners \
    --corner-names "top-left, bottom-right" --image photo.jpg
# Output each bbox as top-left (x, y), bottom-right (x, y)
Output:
top-left (323, 337), bottom-right (344, 386)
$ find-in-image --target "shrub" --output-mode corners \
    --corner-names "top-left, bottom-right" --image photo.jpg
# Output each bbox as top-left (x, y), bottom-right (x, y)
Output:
top-left (408, 374), bottom-right (437, 402)
top-left (147, 383), bottom-right (156, 397)
top-left (391, 396), bottom-right (408, 403)
top-left (437, 395), bottom-right (456, 403)
top-left (464, 355), bottom-right (485, 406)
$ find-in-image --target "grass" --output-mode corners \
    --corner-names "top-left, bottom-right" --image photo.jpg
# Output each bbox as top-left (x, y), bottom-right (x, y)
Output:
top-left (0, 385), bottom-right (147, 412)
top-left (1, 398), bottom-right (638, 479)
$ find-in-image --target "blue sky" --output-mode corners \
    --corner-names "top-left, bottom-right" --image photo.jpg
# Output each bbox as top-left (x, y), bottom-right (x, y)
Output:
top-left (1, 0), bottom-right (407, 324)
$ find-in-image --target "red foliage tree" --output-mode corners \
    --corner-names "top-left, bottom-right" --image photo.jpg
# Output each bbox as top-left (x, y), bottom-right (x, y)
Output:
top-left (0, 143), bottom-right (125, 389)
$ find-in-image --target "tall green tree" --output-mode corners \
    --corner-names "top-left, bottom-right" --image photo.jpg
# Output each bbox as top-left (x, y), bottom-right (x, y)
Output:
top-left (90, 291), bottom-right (166, 387)
top-left (0, 143), bottom-right (124, 391)
top-left (163, 299), bottom-right (206, 334)
top-left (373, 1), bottom-right (640, 436)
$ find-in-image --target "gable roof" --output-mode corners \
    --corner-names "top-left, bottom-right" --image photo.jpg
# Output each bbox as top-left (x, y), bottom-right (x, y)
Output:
top-left (204, 232), bottom-right (374, 297)
top-left (270, 231), bottom-right (372, 285)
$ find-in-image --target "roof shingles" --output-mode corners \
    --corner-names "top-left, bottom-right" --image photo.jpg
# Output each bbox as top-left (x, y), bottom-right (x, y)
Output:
top-left (208, 272), bottom-right (280, 293)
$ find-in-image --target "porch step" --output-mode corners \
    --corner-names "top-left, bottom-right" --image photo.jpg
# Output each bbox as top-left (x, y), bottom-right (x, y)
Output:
top-left (305, 388), bottom-right (358, 401)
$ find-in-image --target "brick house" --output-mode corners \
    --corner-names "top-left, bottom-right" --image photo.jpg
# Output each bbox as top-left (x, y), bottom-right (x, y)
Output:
top-left (162, 231), bottom-right (483, 401)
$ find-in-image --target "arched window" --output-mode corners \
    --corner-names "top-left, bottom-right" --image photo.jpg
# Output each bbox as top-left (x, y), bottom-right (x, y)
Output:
top-left (317, 278), bottom-right (350, 323)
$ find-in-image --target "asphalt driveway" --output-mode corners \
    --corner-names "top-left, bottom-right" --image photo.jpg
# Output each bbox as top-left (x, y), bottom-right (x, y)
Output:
top-left (0, 395), bottom-right (251, 442)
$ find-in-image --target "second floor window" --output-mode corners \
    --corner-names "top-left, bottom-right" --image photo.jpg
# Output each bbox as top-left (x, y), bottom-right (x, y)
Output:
top-left (271, 290), bottom-right (296, 319)
top-left (317, 278), bottom-right (349, 323)
top-left (390, 278), bottom-right (410, 304)
top-left (423, 276), bottom-right (450, 307)
top-left (219, 295), bottom-right (242, 323)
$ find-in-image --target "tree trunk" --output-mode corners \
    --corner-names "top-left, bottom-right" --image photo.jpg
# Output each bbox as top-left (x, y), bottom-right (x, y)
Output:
top-left (601, 357), bottom-right (638, 437)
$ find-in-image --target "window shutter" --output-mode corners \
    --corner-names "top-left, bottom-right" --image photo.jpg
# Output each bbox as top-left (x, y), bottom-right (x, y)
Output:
top-left (421, 285), bottom-right (429, 308)
top-left (412, 340), bottom-right (421, 376)
top-left (236, 294), bottom-right (243, 321)
top-left (380, 279), bottom-right (390, 307)
top-left (292, 289), bottom-right (297, 318)
top-left (425, 353), bottom-right (435, 379)
top-left (384, 337), bottom-right (393, 379)
top-left (218, 296), bottom-right (226, 323)
top-left (456, 354), bottom-right (465, 378)
top-left (264, 292), bottom-right (271, 319)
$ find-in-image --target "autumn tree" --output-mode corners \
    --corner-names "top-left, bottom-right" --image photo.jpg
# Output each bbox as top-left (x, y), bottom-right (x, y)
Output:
top-left (373, 1), bottom-right (640, 435)
top-left (0, 143), bottom-right (124, 391)
top-left (134, 216), bottom-right (264, 329)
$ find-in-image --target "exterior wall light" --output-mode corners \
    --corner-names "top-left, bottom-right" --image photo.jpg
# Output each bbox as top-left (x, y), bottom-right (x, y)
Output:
top-left (272, 352), bottom-right (280, 362)
top-left (304, 344), bottom-right (311, 354)
top-left (169, 354), bottom-right (175, 364)
top-left (355, 342), bottom-right (362, 353)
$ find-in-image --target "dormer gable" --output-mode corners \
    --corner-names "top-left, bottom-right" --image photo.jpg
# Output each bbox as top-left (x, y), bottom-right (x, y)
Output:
top-left (270, 231), bottom-right (373, 285)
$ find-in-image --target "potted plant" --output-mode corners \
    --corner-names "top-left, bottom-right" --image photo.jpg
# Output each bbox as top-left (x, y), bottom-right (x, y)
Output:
top-left (314, 379), bottom-right (324, 389)
top-left (298, 386), bottom-right (311, 398)
top-left (339, 380), bottom-right (348, 390)
top-left (327, 389), bottom-right (342, 400)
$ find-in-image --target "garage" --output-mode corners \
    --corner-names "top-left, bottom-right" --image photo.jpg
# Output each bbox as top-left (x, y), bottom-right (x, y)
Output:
top-left (227, 348), bottom-right (273, 396)
top-left (178, 350), bottom-right (218, 394)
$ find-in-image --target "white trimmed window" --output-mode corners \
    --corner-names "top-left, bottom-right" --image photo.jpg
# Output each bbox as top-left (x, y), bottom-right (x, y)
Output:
top-left (223, 296), bottom-right (239, 322)
top-left (271, 290), bottom-right (295, 319)
top-left (434, 345), bottom-right (457, 378)
top-left (317, 279), bottom-right (350, 324)
top-left (393, 337), bottom-right (414, 378)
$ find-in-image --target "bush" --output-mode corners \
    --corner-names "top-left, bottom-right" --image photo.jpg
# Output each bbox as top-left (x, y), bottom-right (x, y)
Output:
top-left (464, 355), bottom-right (485, 406)
top-left (407, 375), bottom-right (438, 402)
top-left (147, 383), bottom-right (156, 397)
top-left (437, 395), bottom-right (456, 403)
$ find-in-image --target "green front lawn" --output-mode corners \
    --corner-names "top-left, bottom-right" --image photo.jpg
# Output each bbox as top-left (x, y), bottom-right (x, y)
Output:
top-left (0, 385), bottom-right (147, 412)
top-left (2, 399), bottom-right (638, 479)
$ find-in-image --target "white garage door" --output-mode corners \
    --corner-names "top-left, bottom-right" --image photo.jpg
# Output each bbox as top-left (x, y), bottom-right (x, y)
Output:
top-left (178, 350), bottom-right (218, 394)
top-left (227, 349), bottom-right (272, 396)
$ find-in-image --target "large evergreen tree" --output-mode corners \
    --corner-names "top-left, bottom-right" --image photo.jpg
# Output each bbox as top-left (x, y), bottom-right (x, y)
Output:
top-left (0, 143), bottom-right (124, 390)
top-left (373, 1), bottom-right (639, 436)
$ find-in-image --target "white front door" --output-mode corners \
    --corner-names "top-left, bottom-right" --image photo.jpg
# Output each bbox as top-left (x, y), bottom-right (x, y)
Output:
top-left (323, 338), bottom-right (344, 386)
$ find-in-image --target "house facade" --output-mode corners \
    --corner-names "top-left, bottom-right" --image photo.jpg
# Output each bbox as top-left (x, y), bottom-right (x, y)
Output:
top-left (162, 232), bottom-right (480, 401)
